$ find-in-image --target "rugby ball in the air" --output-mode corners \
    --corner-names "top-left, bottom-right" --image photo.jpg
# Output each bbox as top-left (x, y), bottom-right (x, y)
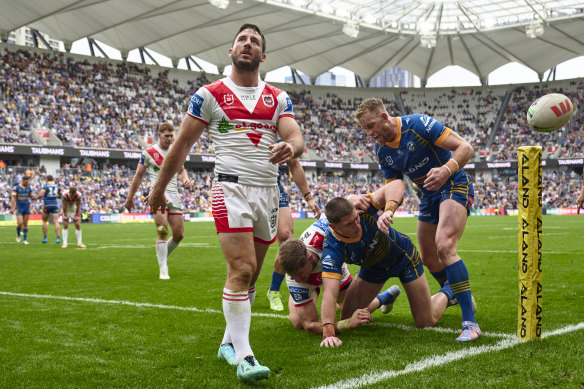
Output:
top-left (526, 93), bottom-right (576, 132)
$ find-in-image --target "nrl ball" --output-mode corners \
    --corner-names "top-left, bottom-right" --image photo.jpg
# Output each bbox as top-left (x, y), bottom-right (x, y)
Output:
top-left (526, 93), bottom-right (576, 133)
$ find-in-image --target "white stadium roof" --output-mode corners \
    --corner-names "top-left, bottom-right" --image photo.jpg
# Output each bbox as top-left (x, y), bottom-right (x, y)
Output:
top-left (1, 0), bottom-right (583, 83)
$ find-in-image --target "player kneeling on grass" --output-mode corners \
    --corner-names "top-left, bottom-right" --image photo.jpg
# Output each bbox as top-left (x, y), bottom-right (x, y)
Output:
top-left (317, 185), bottom-right (457, 347)
top-left (279, 217), bottom-right (402, 335)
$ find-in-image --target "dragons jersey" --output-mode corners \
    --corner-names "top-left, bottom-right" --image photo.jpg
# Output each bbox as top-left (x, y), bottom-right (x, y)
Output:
top-left (375, 114), bottom-right (469, 190)
top-left (139, 144), bottom-right (179, 195)
top-left (286, 217), bottom-right (352, 307)
top-left (62, 190), bottom-right (81, 216)
top-left (41, 182), bottom-right (61, 207)
top-left (321, 194), bottom-right (418, 280)
top-left (187, 77), bottom-right (295, 186)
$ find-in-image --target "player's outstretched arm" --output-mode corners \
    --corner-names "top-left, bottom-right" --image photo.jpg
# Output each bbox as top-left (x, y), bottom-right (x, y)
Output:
top-left (424, 130), bottom-right (474, 191)
top-left (124, 163), bottom-right (146, 211)
top-left (320, 277), bottom-right (343, 347)
top-left (150, 115), bottom-right (205, 214)
top-left (288, 158), bottom-right (321, 218)
top-left (375, 180), bottom-right (406, 233)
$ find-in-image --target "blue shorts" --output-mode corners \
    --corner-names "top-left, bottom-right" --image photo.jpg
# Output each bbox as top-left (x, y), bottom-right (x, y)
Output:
top-left (43, 205), bottom-right (59, 214)
top-left (278, 181), bottom-right (290, 208)
top-left (358, 247), bottom-right (424, 285)
top-left (16, 205), bottom-right (31, 216)
top-left (418, 171), bottom-right (474, 225)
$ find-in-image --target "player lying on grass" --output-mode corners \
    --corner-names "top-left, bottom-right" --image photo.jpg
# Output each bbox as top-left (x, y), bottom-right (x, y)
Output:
top-left (279, 216), bottom-right (401, 335)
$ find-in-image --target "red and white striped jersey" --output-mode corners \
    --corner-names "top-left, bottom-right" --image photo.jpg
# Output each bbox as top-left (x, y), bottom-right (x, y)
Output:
top-left (187, 77), bottom-right (295, 186)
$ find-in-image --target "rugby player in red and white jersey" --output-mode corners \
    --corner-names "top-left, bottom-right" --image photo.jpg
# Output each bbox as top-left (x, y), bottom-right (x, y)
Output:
top-left (61, 186), bottom-right (86, 248)
top-left (149, 23), bottom-right (304, 382)
top-left (124, 123), bottom-right (193, 280)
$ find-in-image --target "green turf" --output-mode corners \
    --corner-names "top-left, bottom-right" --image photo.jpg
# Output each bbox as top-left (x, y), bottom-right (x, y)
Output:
top-left (1, 216), bottom-right (583, 388)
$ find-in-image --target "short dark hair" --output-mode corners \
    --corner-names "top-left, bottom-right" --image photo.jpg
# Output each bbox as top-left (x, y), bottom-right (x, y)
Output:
top-left (22, 175), bottom-right (30, 180)
top-left (233, 23), bottom-right (266, 53)
top-left (279, 239), bottom-right (308, 275)
top-left (324, 197), bottom-right (355, 224)
top-left (46, 175), bottom-right (54, 181)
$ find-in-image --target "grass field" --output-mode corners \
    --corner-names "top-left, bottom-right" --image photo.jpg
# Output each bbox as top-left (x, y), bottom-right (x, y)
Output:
top-left (1, 215), bottom-right (583, 388)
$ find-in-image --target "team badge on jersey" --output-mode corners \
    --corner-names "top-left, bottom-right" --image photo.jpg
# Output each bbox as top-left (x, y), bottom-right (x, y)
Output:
top-left (262, 95), bottom-right (274, 108)
top-left (385, 156), bottom-right (393, 165)
top-left (224, 94), bottom-right (234, 105)
top-left (408, 142), bottom-right (416, 151)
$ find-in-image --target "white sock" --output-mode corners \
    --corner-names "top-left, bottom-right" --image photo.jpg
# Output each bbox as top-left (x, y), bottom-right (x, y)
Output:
top-left (167, 238), bottom-right (179, 257)
top-left (62, 228), bottom-right (68, 244)
top-left (221, 285), bottom-right (257, 346)
top-left (75, 229), bottom-right (82, 244)
top-left (222, 289), bottom-right (253, 363)
top-left (156, 240), bottom-right (168, 270)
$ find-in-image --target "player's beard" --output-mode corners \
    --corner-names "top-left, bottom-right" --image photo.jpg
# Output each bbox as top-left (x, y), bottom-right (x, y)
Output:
top-left (232, 52), bottom-right (261, 72)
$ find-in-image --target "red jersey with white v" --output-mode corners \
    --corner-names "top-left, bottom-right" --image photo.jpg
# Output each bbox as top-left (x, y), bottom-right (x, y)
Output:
top-left (187, 77), bottom-right (295, 186)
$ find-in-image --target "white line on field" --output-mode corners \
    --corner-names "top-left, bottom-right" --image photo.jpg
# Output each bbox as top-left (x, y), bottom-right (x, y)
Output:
top-left (311, 322), bottom-right (584, 389)
top-left (458, 249), bottom-right (571, 254)
top-left (0, 291), bottom-right (506, 338)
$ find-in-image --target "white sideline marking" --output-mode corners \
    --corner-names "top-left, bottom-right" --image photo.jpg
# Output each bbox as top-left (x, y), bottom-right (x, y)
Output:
top-left (458, 249), bottom-right (570, 254)
top-left (0, 291), bottom-right (508, 339)
top-left (312, 322), bottom-right (584, 389)
top-left (0, 291), bottom-right (284, 319)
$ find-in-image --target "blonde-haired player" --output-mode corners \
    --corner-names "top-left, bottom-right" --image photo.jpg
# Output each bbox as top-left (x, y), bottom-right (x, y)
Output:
top-left (61, 186), bottom-right (86, 248)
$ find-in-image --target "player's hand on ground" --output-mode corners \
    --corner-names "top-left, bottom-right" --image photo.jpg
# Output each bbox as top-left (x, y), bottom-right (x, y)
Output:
top-left (148, 189), bottom-right (167, 214)
top-left (377, 210), bottom-right (394, 235)
top-left (320, 336), bottom-right (343, 347)
top-left (347, 194), bottom-right (370, 214)
top-left (268, 142), bottom-right (294, 165)
top-left (348, 308), bottom-right (372, 329)
top-left (423, 166), bottom-right (449, 191)
top-left (308, 199), bottom-right (321, 219)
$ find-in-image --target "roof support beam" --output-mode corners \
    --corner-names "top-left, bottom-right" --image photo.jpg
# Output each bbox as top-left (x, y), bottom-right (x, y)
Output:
top-left (139, 48), bottom-right (159, 66)
top-left (30, 29), bottom-right (53, 50)
top-left (422, 45), bottom-right (437, 82)
top-left (370, 36), bottom-right (417, 79)
top-left (88, 38), bottom-right (109, 59)
top-left (458, 35), bottom-right (483, 80)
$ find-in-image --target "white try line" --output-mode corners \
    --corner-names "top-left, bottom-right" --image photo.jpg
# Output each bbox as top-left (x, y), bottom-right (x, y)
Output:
top-left (312, 322), bottom-right (584, 389)
top-left (0, 291), bottom-right (505, 338)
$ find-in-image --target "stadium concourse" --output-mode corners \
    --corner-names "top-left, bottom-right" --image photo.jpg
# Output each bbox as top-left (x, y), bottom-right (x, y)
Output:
top-left (0, 44), bottom-right (583, 218)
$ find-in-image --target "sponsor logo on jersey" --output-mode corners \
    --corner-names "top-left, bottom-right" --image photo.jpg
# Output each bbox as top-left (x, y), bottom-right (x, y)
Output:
top-left (406, 156), bottom-right (430, 174)
top-left (240, 94), bottom-right (256, 101)
top-left (188, 93), bottom-right (204, 117)
top-left (262, 95), bottom-right (274, 108)
top-left (322, 254), bottom-right (335, 269)
top-left (419, 115), bottom-right (436, 132)
top-left (224, 94), bottom-right (234, 105)
top-left (285, 97), bottom-right (293, 113)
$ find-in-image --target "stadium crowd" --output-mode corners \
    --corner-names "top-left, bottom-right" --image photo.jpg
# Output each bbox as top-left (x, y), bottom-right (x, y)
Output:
top-left (2, 47), bottom-right (583, 162)
top-left (2, 165), bottom-right (581, 215)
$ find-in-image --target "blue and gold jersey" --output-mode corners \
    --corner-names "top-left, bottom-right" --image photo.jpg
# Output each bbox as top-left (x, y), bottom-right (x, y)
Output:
top-left (321, 196), bottom-right (418, 280)
top-left (12, 184), bottom-right (32, 206)
top-left (375, 114), bottom-right (467, 189)
top-left (41, 182), bottom-right (61, 207)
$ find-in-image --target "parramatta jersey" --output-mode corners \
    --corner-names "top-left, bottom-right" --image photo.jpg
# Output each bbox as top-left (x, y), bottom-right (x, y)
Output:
top-left (375, 114), bottom-right (468, 190)
top-left (41, 182), bottom-right (61, 207)
top-left (62, 190), bottom-right (81, 215)
top-left (140, 144), bottom-right (179, 195)
top-left (12, 184), bottom-right (32, 207)
top-left (187, 77), bottom-right (295, 186)
top-left (321, 194), bottom-right (418, 280)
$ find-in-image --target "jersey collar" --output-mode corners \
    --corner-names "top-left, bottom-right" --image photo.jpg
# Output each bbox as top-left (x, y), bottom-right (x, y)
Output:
top-left (383, 117), bottom-right (401, 148)
top-left (330, 226), bottom-right (362, 243)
